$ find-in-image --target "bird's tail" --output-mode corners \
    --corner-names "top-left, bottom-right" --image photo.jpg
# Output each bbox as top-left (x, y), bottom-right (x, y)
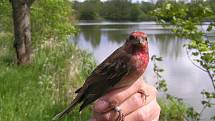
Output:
top-left (52, 98), bottom-right (79, 121)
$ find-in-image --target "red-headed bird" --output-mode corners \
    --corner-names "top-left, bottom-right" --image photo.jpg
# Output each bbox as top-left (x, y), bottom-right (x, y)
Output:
top-left (53, 32), bottom-right (149, 120)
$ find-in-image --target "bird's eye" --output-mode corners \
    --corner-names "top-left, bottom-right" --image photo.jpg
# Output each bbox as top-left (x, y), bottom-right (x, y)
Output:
top-left (129, 35), bottom-right (135, 40)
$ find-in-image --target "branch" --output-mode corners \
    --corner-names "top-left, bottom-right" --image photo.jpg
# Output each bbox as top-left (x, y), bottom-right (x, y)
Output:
top-left (200, 25), bottom-right (215, 90)
top-left (199, 104), bottom-right (207, 120)
top-left (186, 47), bottom-right (215, 90)
top-left (186, 47), bottom-right (207, 72)
top-left (207, 70), bottom-right (215, 91)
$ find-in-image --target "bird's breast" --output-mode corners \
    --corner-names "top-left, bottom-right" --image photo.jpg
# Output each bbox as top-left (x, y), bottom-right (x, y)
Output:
top-left (131, 52), bottom-right (149, 73)
top-left (111, 52), bottom-right (149, 90)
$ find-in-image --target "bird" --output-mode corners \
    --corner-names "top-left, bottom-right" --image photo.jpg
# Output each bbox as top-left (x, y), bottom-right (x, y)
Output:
top-left (52, 31), bottom-right (149, 121)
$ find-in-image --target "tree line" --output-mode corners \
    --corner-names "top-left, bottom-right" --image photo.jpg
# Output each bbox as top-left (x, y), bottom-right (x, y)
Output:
top-left (73, 0), bottom-right (156, 21)
top-left (73, 0), bottom-right (215, 21)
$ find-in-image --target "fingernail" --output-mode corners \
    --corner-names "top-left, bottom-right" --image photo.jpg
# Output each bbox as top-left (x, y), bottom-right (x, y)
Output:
top-left (89, 118), bottom-right (97, 121)
top-left (94, 99), bottom-right (109, 112)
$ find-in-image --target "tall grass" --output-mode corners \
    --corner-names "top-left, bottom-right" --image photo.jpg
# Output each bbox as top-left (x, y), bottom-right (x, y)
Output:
top-left (0, 33), bottom-right (191, 121)
top-left (159, 97), bottom-right (188, 121)
top-left (0, 33), bottom-right (95, 121)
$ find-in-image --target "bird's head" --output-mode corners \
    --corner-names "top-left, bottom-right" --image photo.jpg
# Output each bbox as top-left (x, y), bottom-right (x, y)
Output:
top-left (125, 32), bottom-right (148, 53)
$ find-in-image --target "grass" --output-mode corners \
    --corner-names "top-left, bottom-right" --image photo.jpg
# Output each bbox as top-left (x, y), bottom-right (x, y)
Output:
top-left (158, 96), bottom-right (188, 121)
top-left (0, 33), bottom-right (95, 121)
top-left (0, 32), bottom-right (191, 121)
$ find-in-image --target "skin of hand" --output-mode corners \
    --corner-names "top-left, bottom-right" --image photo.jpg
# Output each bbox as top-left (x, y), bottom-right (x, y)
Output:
top-left (53, 32), bottom-right (149, 120)
top-left (90, 79), bottom-right (160, 121)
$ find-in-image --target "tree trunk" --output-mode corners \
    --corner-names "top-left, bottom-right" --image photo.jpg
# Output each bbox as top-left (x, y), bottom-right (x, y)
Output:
top-left (11, 0), bottom-right (32, 65)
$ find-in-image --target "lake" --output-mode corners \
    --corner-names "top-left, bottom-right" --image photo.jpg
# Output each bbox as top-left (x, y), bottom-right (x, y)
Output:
top-left (71, 21), bottom-right (215, 120)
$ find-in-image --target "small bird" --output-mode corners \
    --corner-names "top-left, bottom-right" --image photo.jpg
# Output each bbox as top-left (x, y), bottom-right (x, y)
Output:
top-left (53, 32), bottom-right (149, 120)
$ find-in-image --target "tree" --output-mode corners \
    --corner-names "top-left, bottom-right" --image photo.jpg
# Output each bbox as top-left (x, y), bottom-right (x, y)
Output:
top-left (1, 0), bottom-right (75, 65)
top-left (129, 4), bottom-right (142, 21)
top-left (10, 0), bottom-right (36, 65)
top-left (102, 0), bottom-right (132, 21)
top-left (153, 1), bottom-right (215, 120)
top-left (73, 0), bottom-right (102, 20)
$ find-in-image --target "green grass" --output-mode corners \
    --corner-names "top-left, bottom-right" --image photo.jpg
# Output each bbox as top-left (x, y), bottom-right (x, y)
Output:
top-left (0, 33), bottom-right (191, 121)
top-left (0, 33), bottom-right (95, 121)
top-left (158, 96), bottom-right (188, 121)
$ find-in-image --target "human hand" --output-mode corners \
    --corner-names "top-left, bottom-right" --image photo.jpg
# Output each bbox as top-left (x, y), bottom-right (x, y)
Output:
top-left (89, 79), bottom-right (160, 121)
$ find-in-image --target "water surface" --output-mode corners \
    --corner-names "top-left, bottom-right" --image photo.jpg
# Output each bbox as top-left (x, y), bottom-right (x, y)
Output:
top-left (72, 21), bottom-right (215, 120)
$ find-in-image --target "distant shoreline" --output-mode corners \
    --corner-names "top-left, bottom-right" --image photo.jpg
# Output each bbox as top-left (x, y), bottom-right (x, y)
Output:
top-left (75, 21), bottom-right (213, 26)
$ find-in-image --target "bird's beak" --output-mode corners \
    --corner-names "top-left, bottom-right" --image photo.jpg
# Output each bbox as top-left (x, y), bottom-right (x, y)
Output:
top-left (136, 39), bottom-right (146, 45)
top-left (140, 39), bottom-right (145, 44)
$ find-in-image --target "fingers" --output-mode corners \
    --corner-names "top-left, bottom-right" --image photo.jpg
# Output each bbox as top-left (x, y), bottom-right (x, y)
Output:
top-left (92, 82), bottom-right (159, 121)
top-left (125, 99), bottom-right (161, 121)
top-left (119, 93), bottom-right (145, 115)
top-left (119, 84), bottom-right (157, 116)
top-left (93, 79), bottom-right (143, 113)
top-left (93, 93), bottom-right (144, 121)
top-left (153, 113), bottom-right (160, 121)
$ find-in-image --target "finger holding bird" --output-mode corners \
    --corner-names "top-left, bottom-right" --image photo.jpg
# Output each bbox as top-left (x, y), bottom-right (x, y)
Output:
top-left (53, 32), bottom-right (149, 121)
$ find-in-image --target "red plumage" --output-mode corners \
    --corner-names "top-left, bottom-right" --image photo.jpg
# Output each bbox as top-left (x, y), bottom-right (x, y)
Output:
top-left (53, 32), bottom-right (149, 120)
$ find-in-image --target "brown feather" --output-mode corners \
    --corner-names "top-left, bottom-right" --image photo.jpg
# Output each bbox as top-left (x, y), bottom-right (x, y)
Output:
top-left (53, 32), bottom-right (149, 120)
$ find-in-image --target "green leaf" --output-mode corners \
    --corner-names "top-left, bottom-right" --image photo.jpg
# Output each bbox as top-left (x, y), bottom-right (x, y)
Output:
top-left (201, 100), bottom-right (208, 105)
top-left (192, 52), bottom-right (199, 56)
top-left (166, 3), bottom-right (171, 10)
top-left (207, 24), bottom-right (213, 31)
top-left (155, 57), bottom-right (163, 61)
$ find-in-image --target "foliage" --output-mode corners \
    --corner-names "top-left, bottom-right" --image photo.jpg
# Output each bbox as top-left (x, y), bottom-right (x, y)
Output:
top-left (153, 0), bottom-right (215, 120)
top-left (73, 0), bottom-right (156, 21)
top-left (151, 55), bottom-right (167, 92)
top-left (151, 55), bottom-right (201, 121)
top-left (73, 0), bottom-right (215, 21)
top-left (0, 0), bottom-right (77, 47)
top-left (101, 0), bottom-right (132, 21)
top-left (0, 35), bottom-right (95, 121)
top-left (159, 96), bottom-right (188, 121)
top-left (31, 0), bottom-right (77, 46)
top-left (0, 0), bottom-right (13, 32)
top-left (73, 0), bottom-right (102, 20)
top-left (207, 0), bottom-right (215, 17)
top-left (0, 0), bottom-right (96, 120)
top-left (152, 55), bottom-right (186, 120)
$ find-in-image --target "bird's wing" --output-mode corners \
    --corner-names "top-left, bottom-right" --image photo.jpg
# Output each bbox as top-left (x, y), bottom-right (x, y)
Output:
top-left (75, 46), bottom-right (129, 92)
top-left (76, 47), bottom-right (132, 110)
top-left (89, 47), bottom-right (131, 84)
top-left (52, 47), bottom-right (131, 120)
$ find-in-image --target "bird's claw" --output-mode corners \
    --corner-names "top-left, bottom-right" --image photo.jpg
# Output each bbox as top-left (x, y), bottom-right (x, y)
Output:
top-left (138, 89), bottom-right (149, 102)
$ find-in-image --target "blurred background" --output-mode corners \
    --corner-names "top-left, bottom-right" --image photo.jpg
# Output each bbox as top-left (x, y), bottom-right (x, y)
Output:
top-left (0, 0), bottom-right (214, 121)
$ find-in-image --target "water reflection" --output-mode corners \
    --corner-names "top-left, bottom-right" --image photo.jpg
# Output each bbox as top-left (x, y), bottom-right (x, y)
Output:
top-left (75, 25), bottom-right (184, 60)
top-left (71, 22), bottom-right (215, 120)
top-left (154, 34), bottom-right (187, 60)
